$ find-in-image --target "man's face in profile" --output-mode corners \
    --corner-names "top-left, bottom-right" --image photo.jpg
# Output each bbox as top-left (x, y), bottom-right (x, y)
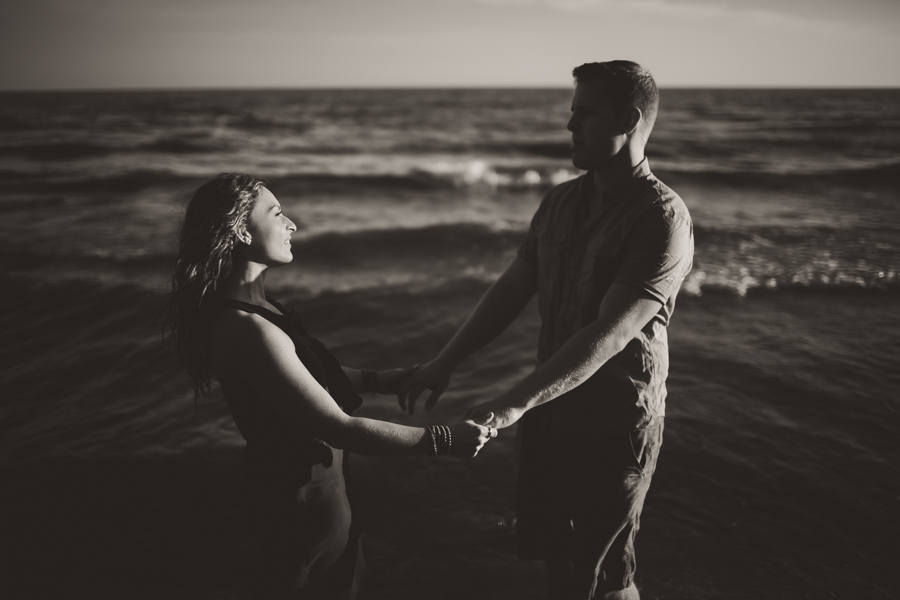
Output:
top-left (567, 80), bottom-right (629, 171)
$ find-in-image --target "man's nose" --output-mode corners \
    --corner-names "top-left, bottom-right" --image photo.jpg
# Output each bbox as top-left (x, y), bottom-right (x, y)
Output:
top-left (566, 115), bottom-right (577, 132)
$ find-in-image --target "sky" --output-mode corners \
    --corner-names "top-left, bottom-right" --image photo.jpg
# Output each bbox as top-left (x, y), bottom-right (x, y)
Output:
top-left (1, 0), bottom-right (898, 90)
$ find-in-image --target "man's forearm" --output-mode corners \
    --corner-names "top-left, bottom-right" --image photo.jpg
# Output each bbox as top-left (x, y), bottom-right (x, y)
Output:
top-left (496, 315), bottom-right (626, 412)
top-left (493, 286), bottom-right (662, 417)
top-left (438, 278), bottom-right (530, 367)
top-left (437, 260), bottom-right (536, 368)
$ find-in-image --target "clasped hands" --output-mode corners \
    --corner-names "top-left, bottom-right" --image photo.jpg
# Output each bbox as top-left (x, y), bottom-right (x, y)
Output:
top-left (368, 361), bottom-right (501, 456)
top-left (388, 359), bottom-right (523, 430)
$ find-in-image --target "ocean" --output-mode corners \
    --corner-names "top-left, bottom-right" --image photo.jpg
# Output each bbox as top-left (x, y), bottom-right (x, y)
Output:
top-left (1, 88), bottom-right (898, 599)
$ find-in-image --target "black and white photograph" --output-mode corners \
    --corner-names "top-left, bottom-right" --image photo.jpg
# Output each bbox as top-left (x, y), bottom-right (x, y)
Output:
top-left (1, 1), bottom-right (898, 599)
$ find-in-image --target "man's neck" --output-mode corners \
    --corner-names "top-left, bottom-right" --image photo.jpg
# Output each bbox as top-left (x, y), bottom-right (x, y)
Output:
top-left (588, 149), bottom-right (645, 211)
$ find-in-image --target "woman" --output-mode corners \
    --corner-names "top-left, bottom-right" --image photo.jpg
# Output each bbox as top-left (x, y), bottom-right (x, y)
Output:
top-left (164, 173), bottom-right (495, 599)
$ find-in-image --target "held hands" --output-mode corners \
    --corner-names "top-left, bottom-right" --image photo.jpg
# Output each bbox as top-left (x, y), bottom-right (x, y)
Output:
top-left (374, 365), bottom-right (421, 396)
top-left (463, 400), bottom-right (525, 430)
top-left (398, 358), bottom-right (453, 414)
top-left (448, 413), bottom-right (498, 458)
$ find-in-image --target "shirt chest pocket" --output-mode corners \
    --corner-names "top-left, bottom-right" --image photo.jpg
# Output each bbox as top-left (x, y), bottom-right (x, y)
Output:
top-left (534, 224), bottom-right (569, 318)
top-left (585, 236), bottom-right (625, 312)
top-left (537, 226), bottom-right (569, 283)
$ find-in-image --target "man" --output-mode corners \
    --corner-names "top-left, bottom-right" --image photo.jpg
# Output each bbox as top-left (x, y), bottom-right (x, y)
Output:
top-left (400, 61), bottom-right (693, 600)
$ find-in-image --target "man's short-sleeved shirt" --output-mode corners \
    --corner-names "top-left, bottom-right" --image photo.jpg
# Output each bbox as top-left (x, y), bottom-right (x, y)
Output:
top-left (518, 158), bottom-right (693, 437)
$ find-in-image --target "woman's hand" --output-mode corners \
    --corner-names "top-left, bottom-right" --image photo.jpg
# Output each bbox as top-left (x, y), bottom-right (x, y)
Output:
top-left (376, 365), bottom-right (420, 395)
top-left (448, 418), bottom-right (497, 458)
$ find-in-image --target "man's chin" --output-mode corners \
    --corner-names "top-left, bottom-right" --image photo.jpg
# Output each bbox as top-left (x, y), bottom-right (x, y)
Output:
top-left (571, 153), bottom-right (590, 171)
top-left (572, 150), bottom-right (625, 172)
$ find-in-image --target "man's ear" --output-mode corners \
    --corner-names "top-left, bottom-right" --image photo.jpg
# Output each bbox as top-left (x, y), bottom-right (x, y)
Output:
top-left (623, 106), bottom-right (642, 135)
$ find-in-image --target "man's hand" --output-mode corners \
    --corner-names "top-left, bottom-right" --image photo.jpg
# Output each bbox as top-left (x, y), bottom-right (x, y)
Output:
top-left (397, 358), bottom-right (453, 414)
top-left (376, 365), bottom-right (420, 396)
top-left (463, 399), bottom-right (525, 429)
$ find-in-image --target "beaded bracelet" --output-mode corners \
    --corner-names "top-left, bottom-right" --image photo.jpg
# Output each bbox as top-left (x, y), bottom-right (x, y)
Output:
top-left (438, 425), bottom-right (447, 456)
top-left (440, 425), bottom-right (450, 456)
top-left (444, 424), bottom-right (452, 456)
top-left (426, 426), bottom-right (439, 457)
top-left (360, 369), bottom-right (378, 394)
top-left (426, 425), bottom-right (452, 457)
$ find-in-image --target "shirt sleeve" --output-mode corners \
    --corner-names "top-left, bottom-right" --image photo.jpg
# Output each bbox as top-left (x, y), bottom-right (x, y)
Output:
top-left (614, 207), bottom-right (693, 304)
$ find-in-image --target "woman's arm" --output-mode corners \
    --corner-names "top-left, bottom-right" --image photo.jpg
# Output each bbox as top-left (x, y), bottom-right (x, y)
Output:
top-left (216, 311), bottom-right (489, 457)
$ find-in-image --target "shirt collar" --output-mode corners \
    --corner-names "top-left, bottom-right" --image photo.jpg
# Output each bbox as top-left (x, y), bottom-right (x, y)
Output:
top-left (582, 157), bottom-right (652, 203)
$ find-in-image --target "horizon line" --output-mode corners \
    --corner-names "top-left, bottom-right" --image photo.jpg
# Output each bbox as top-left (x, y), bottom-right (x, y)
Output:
top-left (2, 84), bottom-right (899, 94)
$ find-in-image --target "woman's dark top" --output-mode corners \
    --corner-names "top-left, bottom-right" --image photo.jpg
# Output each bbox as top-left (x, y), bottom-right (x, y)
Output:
top-left (217, 297), bottom-right (364, 599)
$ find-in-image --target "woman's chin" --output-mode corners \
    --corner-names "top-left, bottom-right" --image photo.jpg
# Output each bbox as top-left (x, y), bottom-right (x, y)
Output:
top-left (264, 253), bottom-right (294, 268)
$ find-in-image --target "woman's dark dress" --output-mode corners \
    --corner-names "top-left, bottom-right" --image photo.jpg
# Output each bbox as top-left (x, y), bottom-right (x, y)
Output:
top-left (217, 298), bottom-right (364, 599)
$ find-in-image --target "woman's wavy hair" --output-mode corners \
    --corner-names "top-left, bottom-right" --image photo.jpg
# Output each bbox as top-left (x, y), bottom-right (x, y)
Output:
top-left (164, 173), bottom-right (267, 400)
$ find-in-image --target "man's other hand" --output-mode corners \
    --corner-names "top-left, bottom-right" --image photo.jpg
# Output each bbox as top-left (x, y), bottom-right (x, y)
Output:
top-left (397, 358), bottom-right (452, 414)
top-left (377, 365), bottom-right (420, 396)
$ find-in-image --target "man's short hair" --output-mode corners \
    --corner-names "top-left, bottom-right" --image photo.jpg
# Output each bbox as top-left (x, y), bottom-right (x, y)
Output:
top-left (573, 61), bottom-right (659, 135)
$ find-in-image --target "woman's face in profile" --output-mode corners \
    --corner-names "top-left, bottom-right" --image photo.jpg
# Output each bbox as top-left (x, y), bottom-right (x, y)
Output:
top-left (244, 187), bottom-right (297, 266)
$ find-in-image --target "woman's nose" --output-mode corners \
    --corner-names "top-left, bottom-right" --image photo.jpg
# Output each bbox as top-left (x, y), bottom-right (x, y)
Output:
top-left (286, 218), bottom-right (297, 232)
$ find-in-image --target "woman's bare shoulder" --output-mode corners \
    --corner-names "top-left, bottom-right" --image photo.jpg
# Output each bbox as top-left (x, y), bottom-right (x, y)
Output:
top-left (210, 308), bottom-right (295, 367)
